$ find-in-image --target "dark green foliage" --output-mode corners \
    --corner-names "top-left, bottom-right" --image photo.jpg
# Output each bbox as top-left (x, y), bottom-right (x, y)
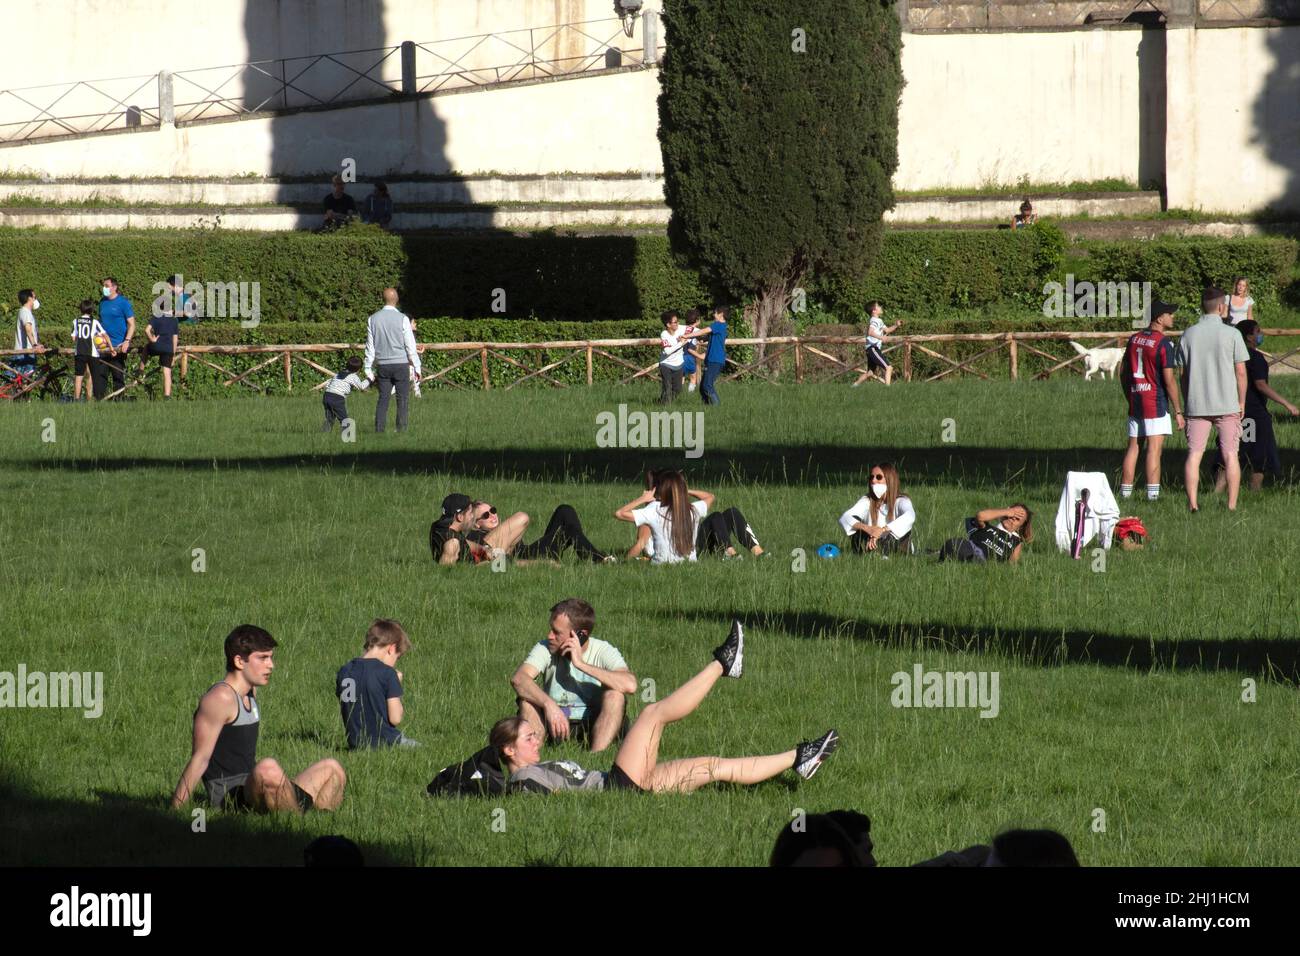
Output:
top-left (0, 231), bottom-right (705, 326)
top-left (657, 0), bottom-right (902, 328)
top-left (1085, 236), bottom-right (1298, 314)
top-left (812, 224), bottom-right (1067, 316)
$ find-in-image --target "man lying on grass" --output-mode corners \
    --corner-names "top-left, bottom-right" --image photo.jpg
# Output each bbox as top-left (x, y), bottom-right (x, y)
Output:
top-left (171, 625), bottom-right (347, 813)
top-left (471, 621), bottom-right (838, 795)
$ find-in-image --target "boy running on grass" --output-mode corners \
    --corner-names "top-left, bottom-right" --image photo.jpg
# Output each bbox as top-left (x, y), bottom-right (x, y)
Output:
top-left (336, 619), bottom-right (419, 749)
top-left (171, 625), bottom-right (346, 813)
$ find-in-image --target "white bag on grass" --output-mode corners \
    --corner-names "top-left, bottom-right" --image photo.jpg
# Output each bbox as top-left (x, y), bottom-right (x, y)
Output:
top-left (1055, 472), bottom-right (1120, 552)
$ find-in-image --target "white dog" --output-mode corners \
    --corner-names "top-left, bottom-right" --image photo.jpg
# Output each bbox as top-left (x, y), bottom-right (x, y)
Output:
top-left (1069, 342), bottom-right (1125, 380)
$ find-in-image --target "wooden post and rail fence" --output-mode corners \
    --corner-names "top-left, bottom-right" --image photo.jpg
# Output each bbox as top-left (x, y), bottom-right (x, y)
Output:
top-left (3, 330), bottom-right (1299, 398)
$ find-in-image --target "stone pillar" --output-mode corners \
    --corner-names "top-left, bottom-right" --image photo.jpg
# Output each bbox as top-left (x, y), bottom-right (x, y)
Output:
top-left (158, 71), bottom-right (174, 126)
top-left (401, 40), bottom-right (416, 95)
top-left (643, 10), bottom-right (660, 65)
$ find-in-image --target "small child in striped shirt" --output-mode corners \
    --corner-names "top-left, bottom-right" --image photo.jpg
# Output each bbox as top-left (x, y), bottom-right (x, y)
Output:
top-left (323, 355), bottom-right (370, 431)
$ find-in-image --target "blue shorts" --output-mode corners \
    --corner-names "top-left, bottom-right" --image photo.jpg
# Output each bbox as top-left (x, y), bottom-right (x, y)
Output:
top-left (683, 354), bottom-right (697, 374)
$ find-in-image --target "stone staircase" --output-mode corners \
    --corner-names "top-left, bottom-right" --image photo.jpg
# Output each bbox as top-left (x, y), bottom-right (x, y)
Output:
top-left (0, 177), bottom-right (1179, 232)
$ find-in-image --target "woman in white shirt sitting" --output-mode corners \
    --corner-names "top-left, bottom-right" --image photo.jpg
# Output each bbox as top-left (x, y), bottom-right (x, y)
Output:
top-left (617, 471), bottom-right (762, 563)
top-left (838, 462), bottom-right (917, 556)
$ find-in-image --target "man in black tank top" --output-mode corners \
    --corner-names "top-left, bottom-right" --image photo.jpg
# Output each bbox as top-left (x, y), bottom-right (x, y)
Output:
top-left (171, 625), bottom-right (347, 813)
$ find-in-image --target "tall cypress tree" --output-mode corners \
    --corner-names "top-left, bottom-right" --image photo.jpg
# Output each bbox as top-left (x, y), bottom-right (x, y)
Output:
top-left (657, 1), bottom-right (902, 356)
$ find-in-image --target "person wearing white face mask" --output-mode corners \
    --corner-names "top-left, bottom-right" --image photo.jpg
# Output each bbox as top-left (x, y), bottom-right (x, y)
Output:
top-left (96, 276), bottom-right (135, 398)
top-left (838, 461), bottom-right (917, 556)
top-left (11, 289), bottom-right (45, 380)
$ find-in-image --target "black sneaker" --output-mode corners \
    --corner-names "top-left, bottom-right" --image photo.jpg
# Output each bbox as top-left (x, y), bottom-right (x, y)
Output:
top-left (713, 620), bottom-right (744, 678)
top-left (794, 729), bottom-right (839, 780)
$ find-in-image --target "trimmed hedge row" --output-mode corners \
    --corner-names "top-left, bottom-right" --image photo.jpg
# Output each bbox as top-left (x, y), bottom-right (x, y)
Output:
top-left (0, 227), bottom-right (1063, 326)
top-left (3, 228), bottom-right (1292, 335)
top-left (1082, 236), bottom-right (1298, 313)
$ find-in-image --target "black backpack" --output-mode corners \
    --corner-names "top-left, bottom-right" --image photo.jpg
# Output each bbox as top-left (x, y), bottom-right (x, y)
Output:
top-left (426, 746), bottom-right (507, 797)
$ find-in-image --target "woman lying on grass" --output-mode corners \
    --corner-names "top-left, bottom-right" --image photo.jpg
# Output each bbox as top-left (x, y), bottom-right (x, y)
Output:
top-left (492, 621), bottom-right (838, 794)
top-left (616, 470), bottom-right (766, 563)
top-left (938, 504), bottom-right (1033, 563)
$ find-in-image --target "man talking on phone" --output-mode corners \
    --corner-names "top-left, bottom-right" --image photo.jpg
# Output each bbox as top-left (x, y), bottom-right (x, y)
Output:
top-left (510, 598), bottom-right (636, 753)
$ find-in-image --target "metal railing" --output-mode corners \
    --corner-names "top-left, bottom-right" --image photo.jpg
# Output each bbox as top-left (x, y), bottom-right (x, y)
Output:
top-left (413, 18), bottom-right (655, 94)
top-left (171, 46), bottom-right (405, 123)
top-left (0, 16), bottom-right (663, 145)
top-left (0, 73), bottom-right (160, 144)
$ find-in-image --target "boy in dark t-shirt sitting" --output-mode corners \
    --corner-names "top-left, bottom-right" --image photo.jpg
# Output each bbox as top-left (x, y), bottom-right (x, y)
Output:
top-left (336, 619), bottom-right (419, 749)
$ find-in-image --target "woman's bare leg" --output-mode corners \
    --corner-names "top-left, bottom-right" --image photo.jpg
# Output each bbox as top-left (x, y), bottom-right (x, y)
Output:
top-left (613, 660), bottom-right (724, 787)
top-left (648, 751), bottom-right (797, 794)
top-left (613, 623), bottom-right (744, 787)
top-left (485, 512), bottom-right (530, 552)
top-left (628, 524), bottom-right (652, 558)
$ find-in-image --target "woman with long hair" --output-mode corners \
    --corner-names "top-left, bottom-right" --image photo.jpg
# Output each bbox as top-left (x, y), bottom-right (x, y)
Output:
top-left (485, 622), bottom-right (838, 795)
top-left (1226, 277), bottom-right (1254, 326)
top-left (617, 470), bottom-right (765, 562)
top-left (938, 504), bottom-right (1033, 563)
top-left (837, 462), bottom-right (917, 556)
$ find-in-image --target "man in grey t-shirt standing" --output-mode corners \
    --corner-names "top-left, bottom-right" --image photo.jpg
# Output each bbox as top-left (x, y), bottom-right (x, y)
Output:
top-left (1179, 286), bottom-right (1250, 512)
top-left (363, 287), bottom-right (421, 432)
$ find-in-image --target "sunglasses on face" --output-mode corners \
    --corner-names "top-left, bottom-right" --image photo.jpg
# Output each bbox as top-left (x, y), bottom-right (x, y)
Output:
top-left (870, 474), bottom-right (886, 481)
top-left (475, 507), bottom-right (497, 521)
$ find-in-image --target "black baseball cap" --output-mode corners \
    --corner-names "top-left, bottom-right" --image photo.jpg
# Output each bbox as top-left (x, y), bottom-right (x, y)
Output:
top-left (1150, 300), bottom-right (1178, 319)
top-left (440, 493), bottom-right (471, 518)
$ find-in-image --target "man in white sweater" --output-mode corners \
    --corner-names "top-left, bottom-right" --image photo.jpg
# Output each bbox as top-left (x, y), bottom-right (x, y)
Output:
top-left (363, 288), bottom-right (421, 433)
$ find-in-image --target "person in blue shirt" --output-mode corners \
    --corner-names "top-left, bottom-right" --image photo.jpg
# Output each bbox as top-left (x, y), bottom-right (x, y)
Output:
top-left (690, 304), bottom-right (729, 406)
top-left (336, 619), bottom-right (419, 749)
top-left (96, 277), bottom-right (135, 398)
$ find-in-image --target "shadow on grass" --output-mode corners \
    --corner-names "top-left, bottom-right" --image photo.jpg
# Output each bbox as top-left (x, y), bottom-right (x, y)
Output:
top-left (14, 442), bottom-right (1300, 488)
top-left (0, 779), bottom-right (400, 867)
top-left (664, 607), bottom-right (1300, 683)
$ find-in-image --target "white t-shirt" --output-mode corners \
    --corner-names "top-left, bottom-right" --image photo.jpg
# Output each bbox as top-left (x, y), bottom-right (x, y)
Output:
top-left (15, 306), bottom-right (37, 350)
top-left (660, 329), bottom-right (685, 368)
top-left (1227, 295), bottom-right (1254, 325)
top-left (838, 494), bottom-right (916, 540)
top-left (633, 499), bottom-right (709, 563)
top-left (866, 316), bottom-right (886, 348)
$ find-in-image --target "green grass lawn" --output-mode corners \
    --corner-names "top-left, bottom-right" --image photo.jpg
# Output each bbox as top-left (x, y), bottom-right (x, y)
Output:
top-left (1, 380), bottom-right (1297, 866)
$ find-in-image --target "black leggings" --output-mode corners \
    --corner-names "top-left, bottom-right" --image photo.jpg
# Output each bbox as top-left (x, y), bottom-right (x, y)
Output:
top-left (516, 505), bottom-right (607, 562)
top-left (849, 530), bottom-right (912, 556)
top-left (696, 506), bottom-right (761, 555)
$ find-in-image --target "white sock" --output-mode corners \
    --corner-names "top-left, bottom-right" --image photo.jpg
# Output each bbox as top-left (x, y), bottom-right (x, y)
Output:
top-left (687, 382), bottom-right (696, 391)
top-left (1147, 484), bottom-right (1159, 500)
top-left (1120, 484), bottom-right (1133, 498)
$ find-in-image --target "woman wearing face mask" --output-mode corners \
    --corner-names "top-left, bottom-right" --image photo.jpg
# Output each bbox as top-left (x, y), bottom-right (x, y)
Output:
top-left (1214, 320), bottom-right (1297, 491)
top-left (838, 462), bottom-right (916, 556)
